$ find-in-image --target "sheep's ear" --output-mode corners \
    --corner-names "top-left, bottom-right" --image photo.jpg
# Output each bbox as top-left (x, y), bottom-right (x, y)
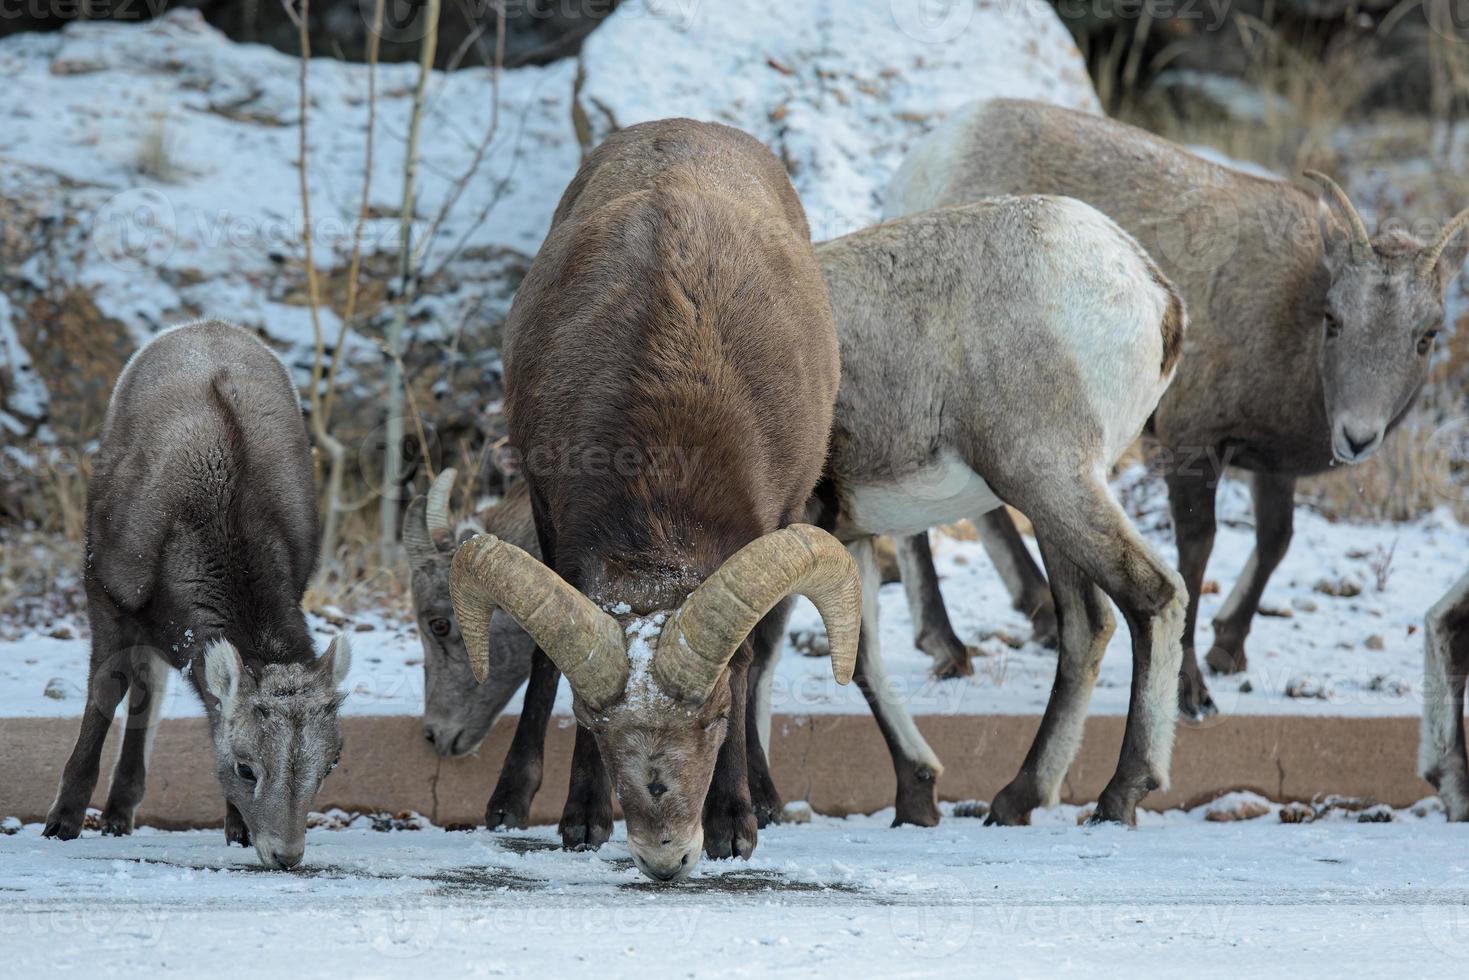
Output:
top-left (317, 634), bottom-right (352, 689)
top-left (200, 639), bottom-right (245, 715)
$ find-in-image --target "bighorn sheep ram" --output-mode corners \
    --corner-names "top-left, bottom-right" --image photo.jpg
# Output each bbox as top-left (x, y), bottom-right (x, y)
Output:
top-left (1423, 572), bottom-right (1469, 821)
top-left (407, 469), bottom-right (536, 759)
top-left (447, 118), bottom-right (861, 882)
top-left (745, 196), bottom-right (1190, 827)
top-left (44, 320), bottom-right (351, 870)
top-left (884, 98), bottom-right (1469, 719)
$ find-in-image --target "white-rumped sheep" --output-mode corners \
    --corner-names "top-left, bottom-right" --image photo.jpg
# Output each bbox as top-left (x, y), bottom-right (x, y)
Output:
top-left (884, 98), bottom-right (1469, 720)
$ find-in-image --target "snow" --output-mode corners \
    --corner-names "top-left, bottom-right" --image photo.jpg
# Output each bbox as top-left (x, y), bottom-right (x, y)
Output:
top-left (0, 293), bottom-right (50, 435)
top-left (3, 799), bottom-right (1469, 976)
top-left (581, 0), bottom-right (1099, 240)
top-left (5, 465), bottom-right (1467, 722)
top-left (0, 0), bottom-right (1096, 404)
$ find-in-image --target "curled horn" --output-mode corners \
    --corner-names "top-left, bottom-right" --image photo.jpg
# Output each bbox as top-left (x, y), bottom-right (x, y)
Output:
top-left (403, 496), bottom-right (440, 572)
top-left (1417, 206), bottom-right (1469, 280)
top-left (1304, 170), bottom-right (1371, 256)
top-left (426, 467), bottom-right (457, 546)
top-left (449, 534), bottom-right (629, 707)
top-left (652, 524), bottom-right (861, 704)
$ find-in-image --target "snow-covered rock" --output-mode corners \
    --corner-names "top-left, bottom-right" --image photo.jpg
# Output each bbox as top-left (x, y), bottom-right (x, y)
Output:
top-left (580, 0), bottom-right (1099, 240)
top-left (0, 1), bottom-right (1096, 430)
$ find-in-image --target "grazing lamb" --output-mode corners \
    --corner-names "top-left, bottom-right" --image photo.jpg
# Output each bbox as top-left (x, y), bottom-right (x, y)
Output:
top-left (1423, 571), bottom-right (1469, 821)
top-left (884, 98), bottom-right (1469, 719)
top-left (43, 320), bottom-right (350, 870)
top-left (745, 196), bottom-right (1189, 828)
top-left (406, 469), bottom-right (536, 759)
top-left (447, 118), bottom-right (861, 882)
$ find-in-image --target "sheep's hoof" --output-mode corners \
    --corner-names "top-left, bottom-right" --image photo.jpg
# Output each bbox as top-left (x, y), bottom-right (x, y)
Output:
top-left (703, 792), bottom-right (758, 860)
top-left (893, 766), bottom-right (942, 827)
top-left (42, 808), bottom-right (84, 841)
top-left (100, 809), bottom-right (135, 837)
top-left (1177, 671), bottom-right (1218, 723)
top-left (1205, 643), bottom-right (1247, 675)
top-left (984, 784), bottom-right (1036, 827)
top-left (558, 796), bottom-right (613, 852)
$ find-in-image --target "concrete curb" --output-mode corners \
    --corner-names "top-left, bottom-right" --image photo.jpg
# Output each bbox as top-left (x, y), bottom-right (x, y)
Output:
top-left (0, 713), bottom-right (1435, 828)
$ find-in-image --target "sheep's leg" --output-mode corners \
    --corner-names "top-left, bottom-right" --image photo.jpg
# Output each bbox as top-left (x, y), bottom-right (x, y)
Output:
top-left (895, 532), bottom-right (974, 678)
top-left (101, 650), bottom-right (170, 836)
top-left (703, 656), bottom-right (757, 860)
top-left (225, 802), bottom-right (250, 847)
top-left (558, 724), bottom-right (613, 850)
top-left (45, 607), bottom-right (130, 841)
top-left (1207, 472), bottom-right (1295, 675)
top-left (745, 598), bottom-right (791, 828)
top-left (1166, 470), bottom-right (1219, 721)
top-left (987, 539), bottom-right (1114, 826)
top-left (851, 537), bottom-right (944, 827)
top-left (1422, 571), bottom-right (1469, 821)
top-left (976, 509), bottom-right (1058, 648)
top-left (1025, 474), bottom-right (1185, 826)
top-left (484, 649), bottom-right (557, 830)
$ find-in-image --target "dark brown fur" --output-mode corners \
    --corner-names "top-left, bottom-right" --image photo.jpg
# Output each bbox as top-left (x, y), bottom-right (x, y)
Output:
top-left (495, 118), bottom-right (839, 865)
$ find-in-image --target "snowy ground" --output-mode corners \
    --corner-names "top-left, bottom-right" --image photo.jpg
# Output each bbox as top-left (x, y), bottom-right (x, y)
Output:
top-left (4, 467), bottom-right (1465, 722)
top-left (3, 798), bottom-right (1469, 977)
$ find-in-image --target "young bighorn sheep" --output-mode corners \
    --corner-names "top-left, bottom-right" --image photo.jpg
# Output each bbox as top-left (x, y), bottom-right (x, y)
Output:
top-left (407, 469), bottom-right (535, 759)
top-left (746, 196), bottom-right (1189, 828)
top-left (43, 320), bottom-right (351, 869)
top-left (885, 98), bottom-right (1469, 718)
top-left (447, 118), bottom-right (861, 882)
top-left (1423, 571), bottom-right (1469, 821)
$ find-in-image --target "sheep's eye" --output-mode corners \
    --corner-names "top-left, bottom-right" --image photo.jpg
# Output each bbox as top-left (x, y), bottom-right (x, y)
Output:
top-left (1324, 313), bottom-right (1342, 339)
top-left (646, 780), bottom-right (668, 800)
top-left (235, 762), bottom-right (257, 782)
top-left (703, 714), bottom-right (728, 733)
top-left (429, 618), bottom-right (452, 637)
top-left (1418, 331), bottom-right (1438, 355)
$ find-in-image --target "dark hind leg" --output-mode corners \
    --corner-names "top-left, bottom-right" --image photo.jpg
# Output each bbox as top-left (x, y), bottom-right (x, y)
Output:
top-left (987, 539), bottom-right (1114, 826)
top-left (976, 509), bottom-right (1058, 648)
top-left (45, 607), bottom-right (130, 840)
top-left (895, 533), bottom-right (974, 679)
top-left (1020, 474), bottom-right (1185, 827)
top-left (1206, 472), bottom-right (1295, 675)
top-left (851, 537), bottom-right (944, 827)
top-left (1166, 470), bottom-right (1219, 720)
top-left (1422, 571), bottom-right (1469, 821)
top-left (745, 598), bottom-right (792, 828)
top-left (485, 649), bottom-right (558, 829)
top-left (100, 650), bottom-right (171, 836)
top-left (558, 724), bottom-right (613, 850)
